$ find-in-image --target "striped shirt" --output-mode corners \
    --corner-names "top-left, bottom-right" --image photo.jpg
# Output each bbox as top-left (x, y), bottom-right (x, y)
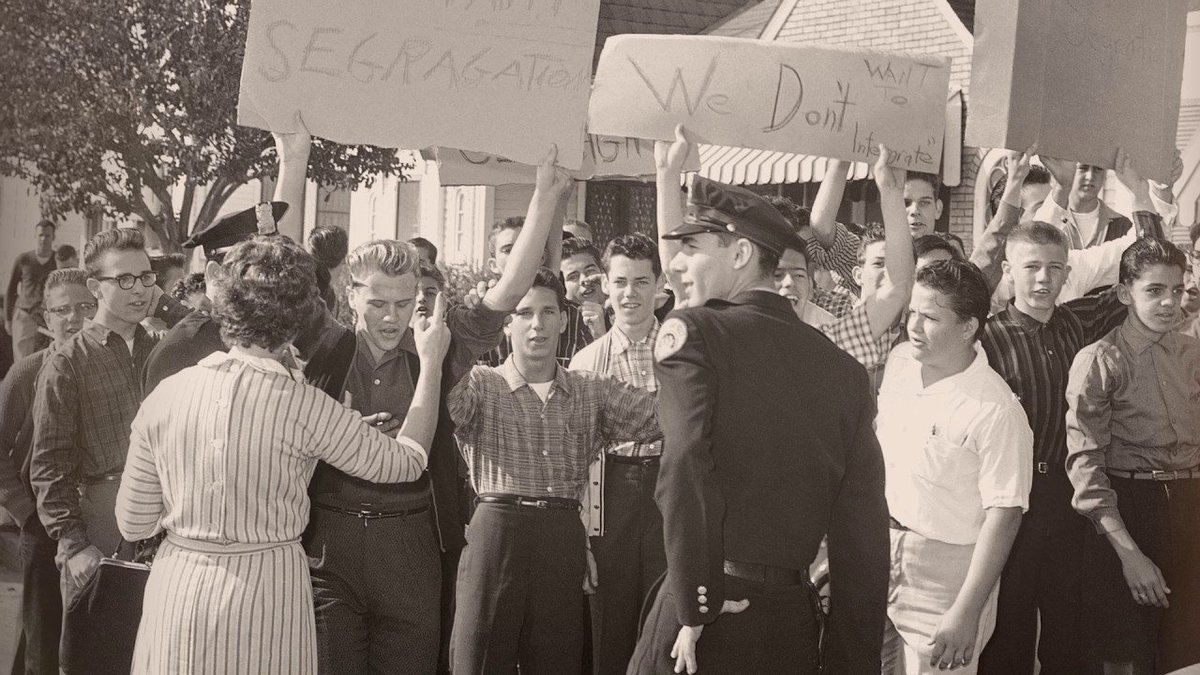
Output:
top-left (115, 348), bottom-right (428, 545)
top-left (802, 223), bottom-right (862, 298)
top-left (31, 320), bottom-right (157, 561)
top-left (478, 300), bottom-right (594, 368)
top-left (448, 357), bottom-right (661, 499)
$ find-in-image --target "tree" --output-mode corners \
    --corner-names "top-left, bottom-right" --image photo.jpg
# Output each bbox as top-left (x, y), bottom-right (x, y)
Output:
top-left (0, 0), bottom-right (411, 251)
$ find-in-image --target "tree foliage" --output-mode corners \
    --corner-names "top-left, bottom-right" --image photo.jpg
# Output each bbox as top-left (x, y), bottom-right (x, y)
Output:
top-left (0, 0), bottom-right (411, 251)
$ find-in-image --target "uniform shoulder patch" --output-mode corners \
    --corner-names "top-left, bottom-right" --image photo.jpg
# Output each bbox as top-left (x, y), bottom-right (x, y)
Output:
top-left (655, 317), bottom-right (688, 362)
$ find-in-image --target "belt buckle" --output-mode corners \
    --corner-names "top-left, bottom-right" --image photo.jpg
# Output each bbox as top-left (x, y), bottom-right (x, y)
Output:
top-left (1151, 470), bottom-right (1176, 482)
top-left (533, 499), bottom-right (549, 509)
top-left (355, 509), bottom-right (376, 519)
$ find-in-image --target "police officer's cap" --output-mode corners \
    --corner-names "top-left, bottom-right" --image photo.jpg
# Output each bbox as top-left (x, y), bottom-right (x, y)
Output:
top-left (182, 201), bottom-right (289, 259)
top-left (663, 176), bottom-right (801, 256)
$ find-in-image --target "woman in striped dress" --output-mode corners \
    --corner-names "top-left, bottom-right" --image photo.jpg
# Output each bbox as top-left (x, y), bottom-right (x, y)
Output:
top-left (115, 236), bottom-right (450, 674)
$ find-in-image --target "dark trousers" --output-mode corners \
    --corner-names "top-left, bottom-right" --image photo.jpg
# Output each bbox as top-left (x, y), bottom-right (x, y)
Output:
top-left (589, 460), bottom-right (666, 675)
top-left (979, 472), bottom-right (1086, 675)
top-left (450, 502), bottom-right (587, 675)
top-left (19, 516), bottom-right (61, 675)
top-left (305, 505), bottom-right (442, 675)
top-left (1081, 475), bottom-right (1200, 674)
top-left (628, 574), bottom-right (821, 675)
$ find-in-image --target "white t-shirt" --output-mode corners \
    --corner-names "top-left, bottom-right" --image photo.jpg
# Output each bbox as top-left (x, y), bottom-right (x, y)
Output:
top-left (876, 343), bottom-right (1033, 545)
top-left (528, 380), bottom-right (553, 403)
top-left (1070, 205), bottom-right (1102, 246)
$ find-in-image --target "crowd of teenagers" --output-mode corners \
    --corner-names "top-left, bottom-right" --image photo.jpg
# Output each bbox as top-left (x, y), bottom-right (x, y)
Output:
top-left (1, 119), bottom-right (1198, 675)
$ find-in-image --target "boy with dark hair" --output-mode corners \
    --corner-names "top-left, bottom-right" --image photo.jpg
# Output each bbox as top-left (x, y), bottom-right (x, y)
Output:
top-left (54, 245), bottom-right (78, 270)
top-left (561, 236), bottom-right (608, 338)
top-left (308, 225), bottom-right (352, 324)
top-left (904, 172), bottom-right (943, 238)
top-left (170, 272), bottom-right (207, 310)
top-left (570, 232), bottom-right (665, 674)
top-left (1066, 238), bottom-right (1200, 674)
top-left (409, 236), bottom-right (439, 265)
top-left (448, 267), bottom-right (661, 675)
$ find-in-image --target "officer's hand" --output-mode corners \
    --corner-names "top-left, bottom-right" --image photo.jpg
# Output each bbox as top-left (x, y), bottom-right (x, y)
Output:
top-left (1119, 548), bottom-right (1171, 608)
top-left (928, 604), bottom-right (980, 670)
top-left (655, 124), bottom-right (692, 175)
top-left (582, 546), bottom-right (599, 595)
top-left (670, 599), bottom-right (749, 674)
top-left (361, 412), bottom-right (401, 437)
top-left (65, 545), bottom-right (104, 588)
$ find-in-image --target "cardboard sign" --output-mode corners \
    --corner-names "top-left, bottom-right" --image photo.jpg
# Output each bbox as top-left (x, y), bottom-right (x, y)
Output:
top-left (966, 0), bottom-right (1187, 183)
top-left (429, 135), bottom-right (700, 185)
top-left (237, 0), bottom-right (601, 169)
top-left (587, 35), bottom-right (951, 172)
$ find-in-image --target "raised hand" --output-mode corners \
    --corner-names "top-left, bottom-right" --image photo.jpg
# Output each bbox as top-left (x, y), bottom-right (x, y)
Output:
top-left (272, 110), bottom-right (313, 161)
top-left (412, 291), bottom-right (451, 365)
top-left (1038, 155), bottom-right (1077, 189)
top-left (1003, 144), bottom-right (1037, 188)
top-left (655, 124), bottom-right (692, 175)
top-left (1112, 147), bottom-right (1149, 198)
top-left (873, 143), bottom-right (906, 193)
top-left (535, 144), bottom-right (573, 198)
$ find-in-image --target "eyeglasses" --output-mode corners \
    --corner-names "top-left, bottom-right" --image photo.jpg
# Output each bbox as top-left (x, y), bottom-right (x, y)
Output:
top-left (95, 272), bottom-right (157, 290)
top-left (44, 302), bottom-right (98, 318)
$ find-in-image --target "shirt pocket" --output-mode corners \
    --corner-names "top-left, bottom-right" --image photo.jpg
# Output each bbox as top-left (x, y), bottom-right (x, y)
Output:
top-left (913, 436), bottom-right (975, 487)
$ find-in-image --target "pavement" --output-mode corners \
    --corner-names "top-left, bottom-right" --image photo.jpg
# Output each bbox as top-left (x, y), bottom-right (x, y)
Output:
top-left (0, 524), bottom-right (22, 675)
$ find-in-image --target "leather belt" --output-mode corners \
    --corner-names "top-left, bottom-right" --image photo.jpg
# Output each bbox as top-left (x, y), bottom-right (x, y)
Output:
top-left (1107, 467), bottom-right (1200, 482)
top-left (476, 493), bottom-right (581, 511)
top-left (723, 559), bottom-right (804, 586)
top-left (313, 502), bottom-right (429, 520)
top-left (889, 516), bottom-right (910, 531)
top-left (83, 472), bottom-right (123, 486)
top-left (609, 454), bottom-right (661, 466)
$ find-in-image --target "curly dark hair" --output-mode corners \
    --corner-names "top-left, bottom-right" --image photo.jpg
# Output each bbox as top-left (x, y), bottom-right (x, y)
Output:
top-left (171, 272), bottom-right (207, 303)
top-left (602, 233), bottom-right (662, 277)
top-left (212, 236), bottom-right (319, 351)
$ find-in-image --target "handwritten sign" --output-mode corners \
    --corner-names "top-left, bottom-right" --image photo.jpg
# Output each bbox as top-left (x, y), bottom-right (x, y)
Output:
top-left (237, 0), bottom-right (601, 169)
top-left (587, 35), bottom-right (951, 172)
top-left (428, 135), bottom-right (701, 185)
top-left (967, 0), bottom-right (1187, 183)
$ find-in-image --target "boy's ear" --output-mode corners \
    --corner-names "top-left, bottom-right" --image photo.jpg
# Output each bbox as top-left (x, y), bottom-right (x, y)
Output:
top-left (1116, 283), bottom-right (1133, 307)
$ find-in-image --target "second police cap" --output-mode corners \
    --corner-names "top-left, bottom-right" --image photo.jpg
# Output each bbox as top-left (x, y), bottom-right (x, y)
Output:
top-left (182, 201), bottom-right (289, 259)
top-left (663, 176), bottom-right (802, 257)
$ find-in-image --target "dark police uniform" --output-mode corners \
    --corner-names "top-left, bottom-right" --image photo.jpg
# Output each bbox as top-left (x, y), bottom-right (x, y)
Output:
top-left (629, 177), bottom-right (890, 675)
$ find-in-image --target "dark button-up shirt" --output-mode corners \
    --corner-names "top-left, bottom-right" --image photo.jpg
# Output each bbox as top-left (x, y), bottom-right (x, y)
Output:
top-left (982, 291), bottom-right (1126, 469)
top-left (30, 320), bottom-right (156, 561)
top-left (448, 357), bottom-right (661, 498)
top-left (312, 304), bottom-right (508, 510)
top-left (6, 251), bottom-right (56, 318)
top-left (1066, 317), bottom-right (1200, 533)
top-left (0, 348), bottom-right (50, 525)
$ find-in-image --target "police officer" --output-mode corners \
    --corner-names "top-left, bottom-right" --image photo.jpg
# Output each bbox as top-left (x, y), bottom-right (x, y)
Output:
top-left (628, 127), bottom-right (889, 675)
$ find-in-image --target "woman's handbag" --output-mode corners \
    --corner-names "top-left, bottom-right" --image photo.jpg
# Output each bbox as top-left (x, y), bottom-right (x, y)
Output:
top-left (61, 535), bottom-right (161, 674)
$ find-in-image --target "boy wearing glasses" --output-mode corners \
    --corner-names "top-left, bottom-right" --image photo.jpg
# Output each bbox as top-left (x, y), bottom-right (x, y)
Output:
top-left (30, 228), bottom-right (189, 609)
top-left (0, 268), bottom-right (95, 673)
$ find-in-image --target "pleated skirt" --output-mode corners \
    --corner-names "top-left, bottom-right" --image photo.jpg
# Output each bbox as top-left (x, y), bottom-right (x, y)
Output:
top-left (131, 535), bottom-right (315, 675)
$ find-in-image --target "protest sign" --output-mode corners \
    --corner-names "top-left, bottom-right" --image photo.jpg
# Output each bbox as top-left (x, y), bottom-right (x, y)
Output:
top-left (238, 0), bottom-right (601, 169)
top-left (587, 35), bottom-right (951, 172)
top-left (966, 0), bottom-right (1187, 183)
top-left (429, 135), bottom-right (700, 185)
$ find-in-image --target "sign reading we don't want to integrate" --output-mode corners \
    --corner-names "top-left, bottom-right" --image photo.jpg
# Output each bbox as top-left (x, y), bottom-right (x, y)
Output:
top-left (238, 0), bottom-right (601, 169)
top-left (588, 35), bottom-right (952, 172)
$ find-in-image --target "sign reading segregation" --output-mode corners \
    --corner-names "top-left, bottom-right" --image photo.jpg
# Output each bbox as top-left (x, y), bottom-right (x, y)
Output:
top-left (238, 0), bottom-right (601, 169)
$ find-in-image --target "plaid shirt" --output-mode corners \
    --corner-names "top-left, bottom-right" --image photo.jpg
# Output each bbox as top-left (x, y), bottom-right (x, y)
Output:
top-left (818, 302), bottom-right (889, 374)
top-left (811, 285), bottom-right (857, 319)
top-left (30, 320), bottom-right (156, 562)
top-left (448, 357), bottom-right (661, 499)
top-left (569, 323), bottom-right (662, 536)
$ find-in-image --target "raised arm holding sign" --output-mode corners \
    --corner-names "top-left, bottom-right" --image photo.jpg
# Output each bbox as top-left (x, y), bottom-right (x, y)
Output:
top-left (590, 35), bottom-right (951, 172)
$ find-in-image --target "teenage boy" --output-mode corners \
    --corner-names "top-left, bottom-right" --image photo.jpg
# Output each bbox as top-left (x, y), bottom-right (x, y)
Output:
top-left (561, 236), bottom-right (609, 338)
top-left (569, 233), bottom-right (665, 675)
top-left (1066, 238), bottom-right (1200, 674)
top-left (977, 149), bottom-right (1166, 675)
top-left (0, 269), bottom-right (95, 674)
top-left (7, 220), bottom-right (58, 359)
top-left (448, 269), bottom-right (662, 675)
top-left (30, 228), bottom-right (189, 607)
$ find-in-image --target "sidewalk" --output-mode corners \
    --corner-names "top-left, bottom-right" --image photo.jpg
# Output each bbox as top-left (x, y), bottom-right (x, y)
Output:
top-left (0, 525), bottom-right (23, 675)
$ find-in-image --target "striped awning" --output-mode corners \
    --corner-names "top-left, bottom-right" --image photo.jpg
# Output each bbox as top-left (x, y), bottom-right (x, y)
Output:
top-left (696, 145), bottom-right (872, 185)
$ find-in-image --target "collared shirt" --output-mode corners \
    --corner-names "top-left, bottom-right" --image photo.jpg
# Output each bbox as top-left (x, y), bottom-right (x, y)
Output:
top-left (478, 300), bottom-right (594, 368)
top-left (1065, 317), bottom-right (1200, 533)
top-left (570, 322), bottom-right (661, 536)
top-left (314, 303), bottom-right (508, 509)
top-left (114, 348), bottom-right (428, 546)
top-left (877, 343), bottom-right (1034, 545)
top-left (818, 302), bottom-right (890, 373)
top-left (811, 285), bottom-right (856, 318)
top-left (448, 357), bottom-right (661, 499)
top-left (982, 293), bottom-right (1125, 469)
top-left (6, 250), bottom-right (56, 316)
top-left (801, 223), bottom-right (862, 297)
top-left (30, 319), bottom-right (156, 561)
top-left (0, 348), bottom-right (50, 525)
